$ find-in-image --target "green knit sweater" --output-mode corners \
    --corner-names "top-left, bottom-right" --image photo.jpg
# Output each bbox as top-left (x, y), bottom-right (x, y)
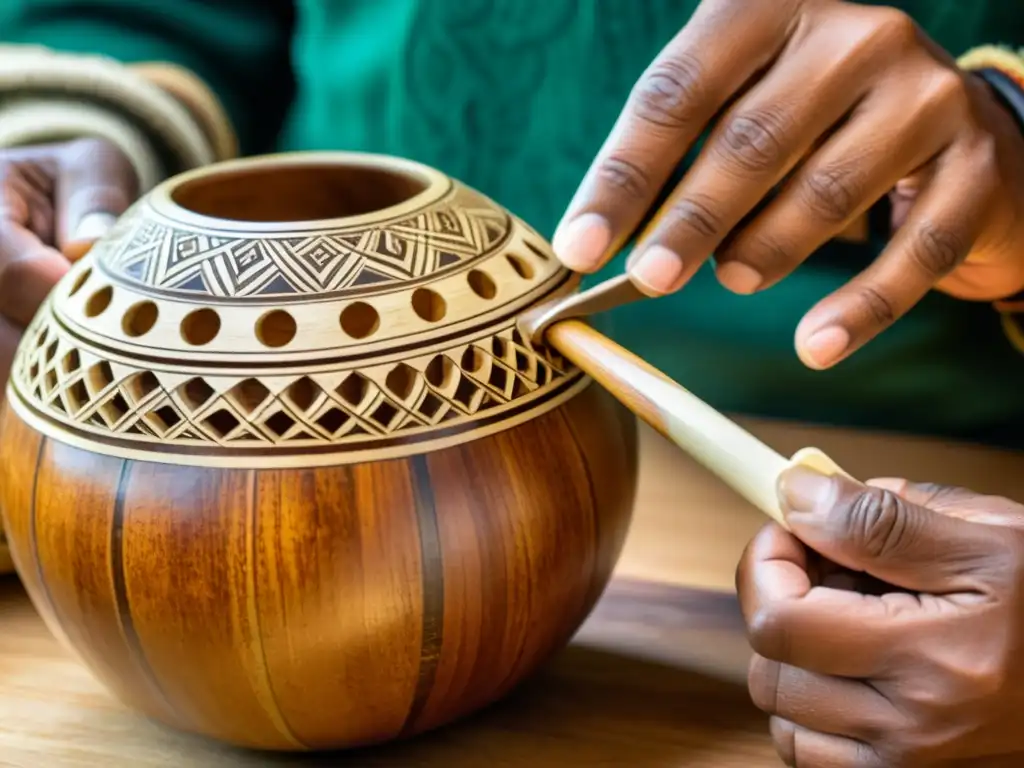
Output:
top-left (2, 0), bottom-right (1024, 446)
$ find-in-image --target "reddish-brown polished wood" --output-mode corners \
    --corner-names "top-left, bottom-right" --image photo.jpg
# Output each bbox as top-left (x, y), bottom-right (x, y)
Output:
top-left (0, 382), bottom-right (637, 751)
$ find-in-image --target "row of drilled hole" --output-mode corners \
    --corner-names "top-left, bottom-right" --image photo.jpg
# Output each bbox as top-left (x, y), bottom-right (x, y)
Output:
top-left (67, 251), bottom-right (537, 348)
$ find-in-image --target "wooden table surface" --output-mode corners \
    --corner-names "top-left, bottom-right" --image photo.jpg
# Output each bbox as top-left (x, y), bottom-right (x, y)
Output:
top-left (2, 418), bottom-right (1023, 767)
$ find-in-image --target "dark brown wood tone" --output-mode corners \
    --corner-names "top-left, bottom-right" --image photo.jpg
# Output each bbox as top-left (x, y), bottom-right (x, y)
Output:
top-left (0, 383), bottom-right (638, 751)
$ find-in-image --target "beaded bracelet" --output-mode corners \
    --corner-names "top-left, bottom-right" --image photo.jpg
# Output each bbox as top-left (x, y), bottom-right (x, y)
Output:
top-left (958, 45), bottom-right (1024, 137)
top-left (959, 46), bottom-right (1024, 325)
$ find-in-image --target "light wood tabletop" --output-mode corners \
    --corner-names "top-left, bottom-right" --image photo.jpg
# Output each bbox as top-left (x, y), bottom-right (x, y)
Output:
top-left (2, 418), bottom-right (1022, 767)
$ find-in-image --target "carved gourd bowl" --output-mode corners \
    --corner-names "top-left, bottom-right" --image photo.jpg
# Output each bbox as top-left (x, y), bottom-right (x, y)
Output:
top-left (0, 153), bottom-right (638, 750)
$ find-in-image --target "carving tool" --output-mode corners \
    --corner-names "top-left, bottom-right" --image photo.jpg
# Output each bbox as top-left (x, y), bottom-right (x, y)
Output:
top-left (518, 274), bottom-right (851, 527)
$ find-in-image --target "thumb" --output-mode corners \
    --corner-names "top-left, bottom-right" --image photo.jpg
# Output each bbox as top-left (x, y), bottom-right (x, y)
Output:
top-left (777, 466), bottom-right (1014, 594)
top-left (55, 139), bottom-right (138, 261)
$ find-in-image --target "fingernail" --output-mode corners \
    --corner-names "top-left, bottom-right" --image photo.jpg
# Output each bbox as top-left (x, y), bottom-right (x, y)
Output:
top-left (72, 212), bottom-right (117, 243)
top-left (629, 245), bottom-right (686, 295)
top-left (801, 326), bottom-right (850, 369)
top-left (716, 261), bottom-right (763, 294)
top-left (778, 466), bottom-right (834, 514)
top-left (552, 212), bottom-right (611, 272)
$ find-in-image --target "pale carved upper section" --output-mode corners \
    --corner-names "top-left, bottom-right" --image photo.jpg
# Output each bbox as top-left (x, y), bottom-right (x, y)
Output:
top-left (95, 184), bottom-right (512, 300)
top-left (7, 153), bottom-right (585, 467)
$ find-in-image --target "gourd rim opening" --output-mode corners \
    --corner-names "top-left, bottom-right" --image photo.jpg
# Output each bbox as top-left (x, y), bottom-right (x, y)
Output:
top-left (149, 151), bottom-right (448, 233)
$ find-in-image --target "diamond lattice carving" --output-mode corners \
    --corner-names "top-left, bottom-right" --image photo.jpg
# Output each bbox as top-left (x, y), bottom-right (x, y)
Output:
top-left (13, 314), bottom-right (575, 449)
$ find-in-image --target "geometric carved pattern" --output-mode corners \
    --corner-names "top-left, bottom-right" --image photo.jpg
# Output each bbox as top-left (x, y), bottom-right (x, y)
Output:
top-left (14, 311), bottom-right (576, 450)
top-left (97, 191), bottom-right (510, 299)
top-left (6, 160), bottom-right (584, 472)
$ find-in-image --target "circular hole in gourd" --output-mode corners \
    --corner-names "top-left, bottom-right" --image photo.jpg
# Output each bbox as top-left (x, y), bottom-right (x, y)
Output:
top-left (506, 254), bottom-right (534, 280)
top-left (467, 269), bottom-right (497, 300)
top-left (181, 308), bottom-right (221, 346)
top-left (84, 286), bottom-right (113, 318)
top-left (256, 309), bottom-right (297, 348)
top-left (339, 301), bottom-right (380, 339)
top-left (69, 268), bottom-right (92, 297)
top-left (122, 301), bottom-right (159, 338)
top-left (411, 287), bottom-right (446, 323)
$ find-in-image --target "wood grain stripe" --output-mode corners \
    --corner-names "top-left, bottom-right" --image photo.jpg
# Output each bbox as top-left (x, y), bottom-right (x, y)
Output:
top-left (402, 454), bottom-right (445, 735)
top-left (24, 436), bottom-right (74, 649)
top-left (244, 469), bottom-right (305, 749)
top-left (108, 460), bottom-right (182, 727)
top-left (29, 437), bottom-right (50, 607)
top-left (558, 408), bottom-right (604, 608)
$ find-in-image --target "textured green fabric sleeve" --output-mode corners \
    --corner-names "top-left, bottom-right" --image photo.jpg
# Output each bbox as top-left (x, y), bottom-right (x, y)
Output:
top-left (0, 0), bottom-right (295, 155)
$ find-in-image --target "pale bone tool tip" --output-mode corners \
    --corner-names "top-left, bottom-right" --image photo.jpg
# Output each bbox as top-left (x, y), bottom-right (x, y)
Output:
top-left (517, 274), bottom-right (852, 528)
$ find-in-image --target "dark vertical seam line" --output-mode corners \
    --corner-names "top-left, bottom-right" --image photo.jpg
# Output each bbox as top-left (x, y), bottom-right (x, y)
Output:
top-left (247, 469), bottom-right (306, 748)
top-left (401, 454), bottom-right (445, 736)
top-left (29, 438), bottom-right (60, 620)
top-left (558, 409), bottom-right (604, 609)
top-left (496, 413), bottom-right (598, 699)
top-left (109, 460), bottom-right (181, 726)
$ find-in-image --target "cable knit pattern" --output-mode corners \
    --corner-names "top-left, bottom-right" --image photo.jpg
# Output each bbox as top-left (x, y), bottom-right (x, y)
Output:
top-left (0, 44), bottom-right (219, 189)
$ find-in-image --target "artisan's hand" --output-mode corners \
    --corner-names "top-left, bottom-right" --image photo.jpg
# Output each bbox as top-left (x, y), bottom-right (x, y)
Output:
top-left (0, 138), bottom-right (137, 392)
top-left (555, 0), bottom-right (1024, 369)
top-left (736, 468), bottom-right (1024, 767)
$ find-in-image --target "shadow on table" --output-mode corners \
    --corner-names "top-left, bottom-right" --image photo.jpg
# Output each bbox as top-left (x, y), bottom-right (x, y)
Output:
top-left (1, 574), bottom-right (770, 766)
top-left (182, 648), bottom-right (766, 767)
top-left (217, 582), bottom-right (767, 766)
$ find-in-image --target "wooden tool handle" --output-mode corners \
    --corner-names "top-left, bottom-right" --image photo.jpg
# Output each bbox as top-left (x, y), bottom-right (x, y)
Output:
top-left (546, 320), bottom-right (849, 526)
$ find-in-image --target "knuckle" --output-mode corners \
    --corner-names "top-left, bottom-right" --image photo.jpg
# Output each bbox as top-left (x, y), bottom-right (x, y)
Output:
top-left (717, 109), bottom-right (790, 174)
top-left (594, 155), bottom-right (652, 200)
top-left (739, 233), bottom-right (798, 273)
top-left (800, 166), bottom-right (860, 223)
top-left (746, 605), bottom-right (791, 661)
top-left (631, 54), bottom-right (705, 130)
top-left (667, 195), bottom-right (724, 239)
top-left (922, 69), bottom-right (969, 111)
top-left (873, 7), bottom-right (921, 50)
top-left (907, 221), bottom-right (966, 277)
top-left (855, 283), bottom-right (898, 327)
top-left (844, 488), bottom-right (914, 560)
